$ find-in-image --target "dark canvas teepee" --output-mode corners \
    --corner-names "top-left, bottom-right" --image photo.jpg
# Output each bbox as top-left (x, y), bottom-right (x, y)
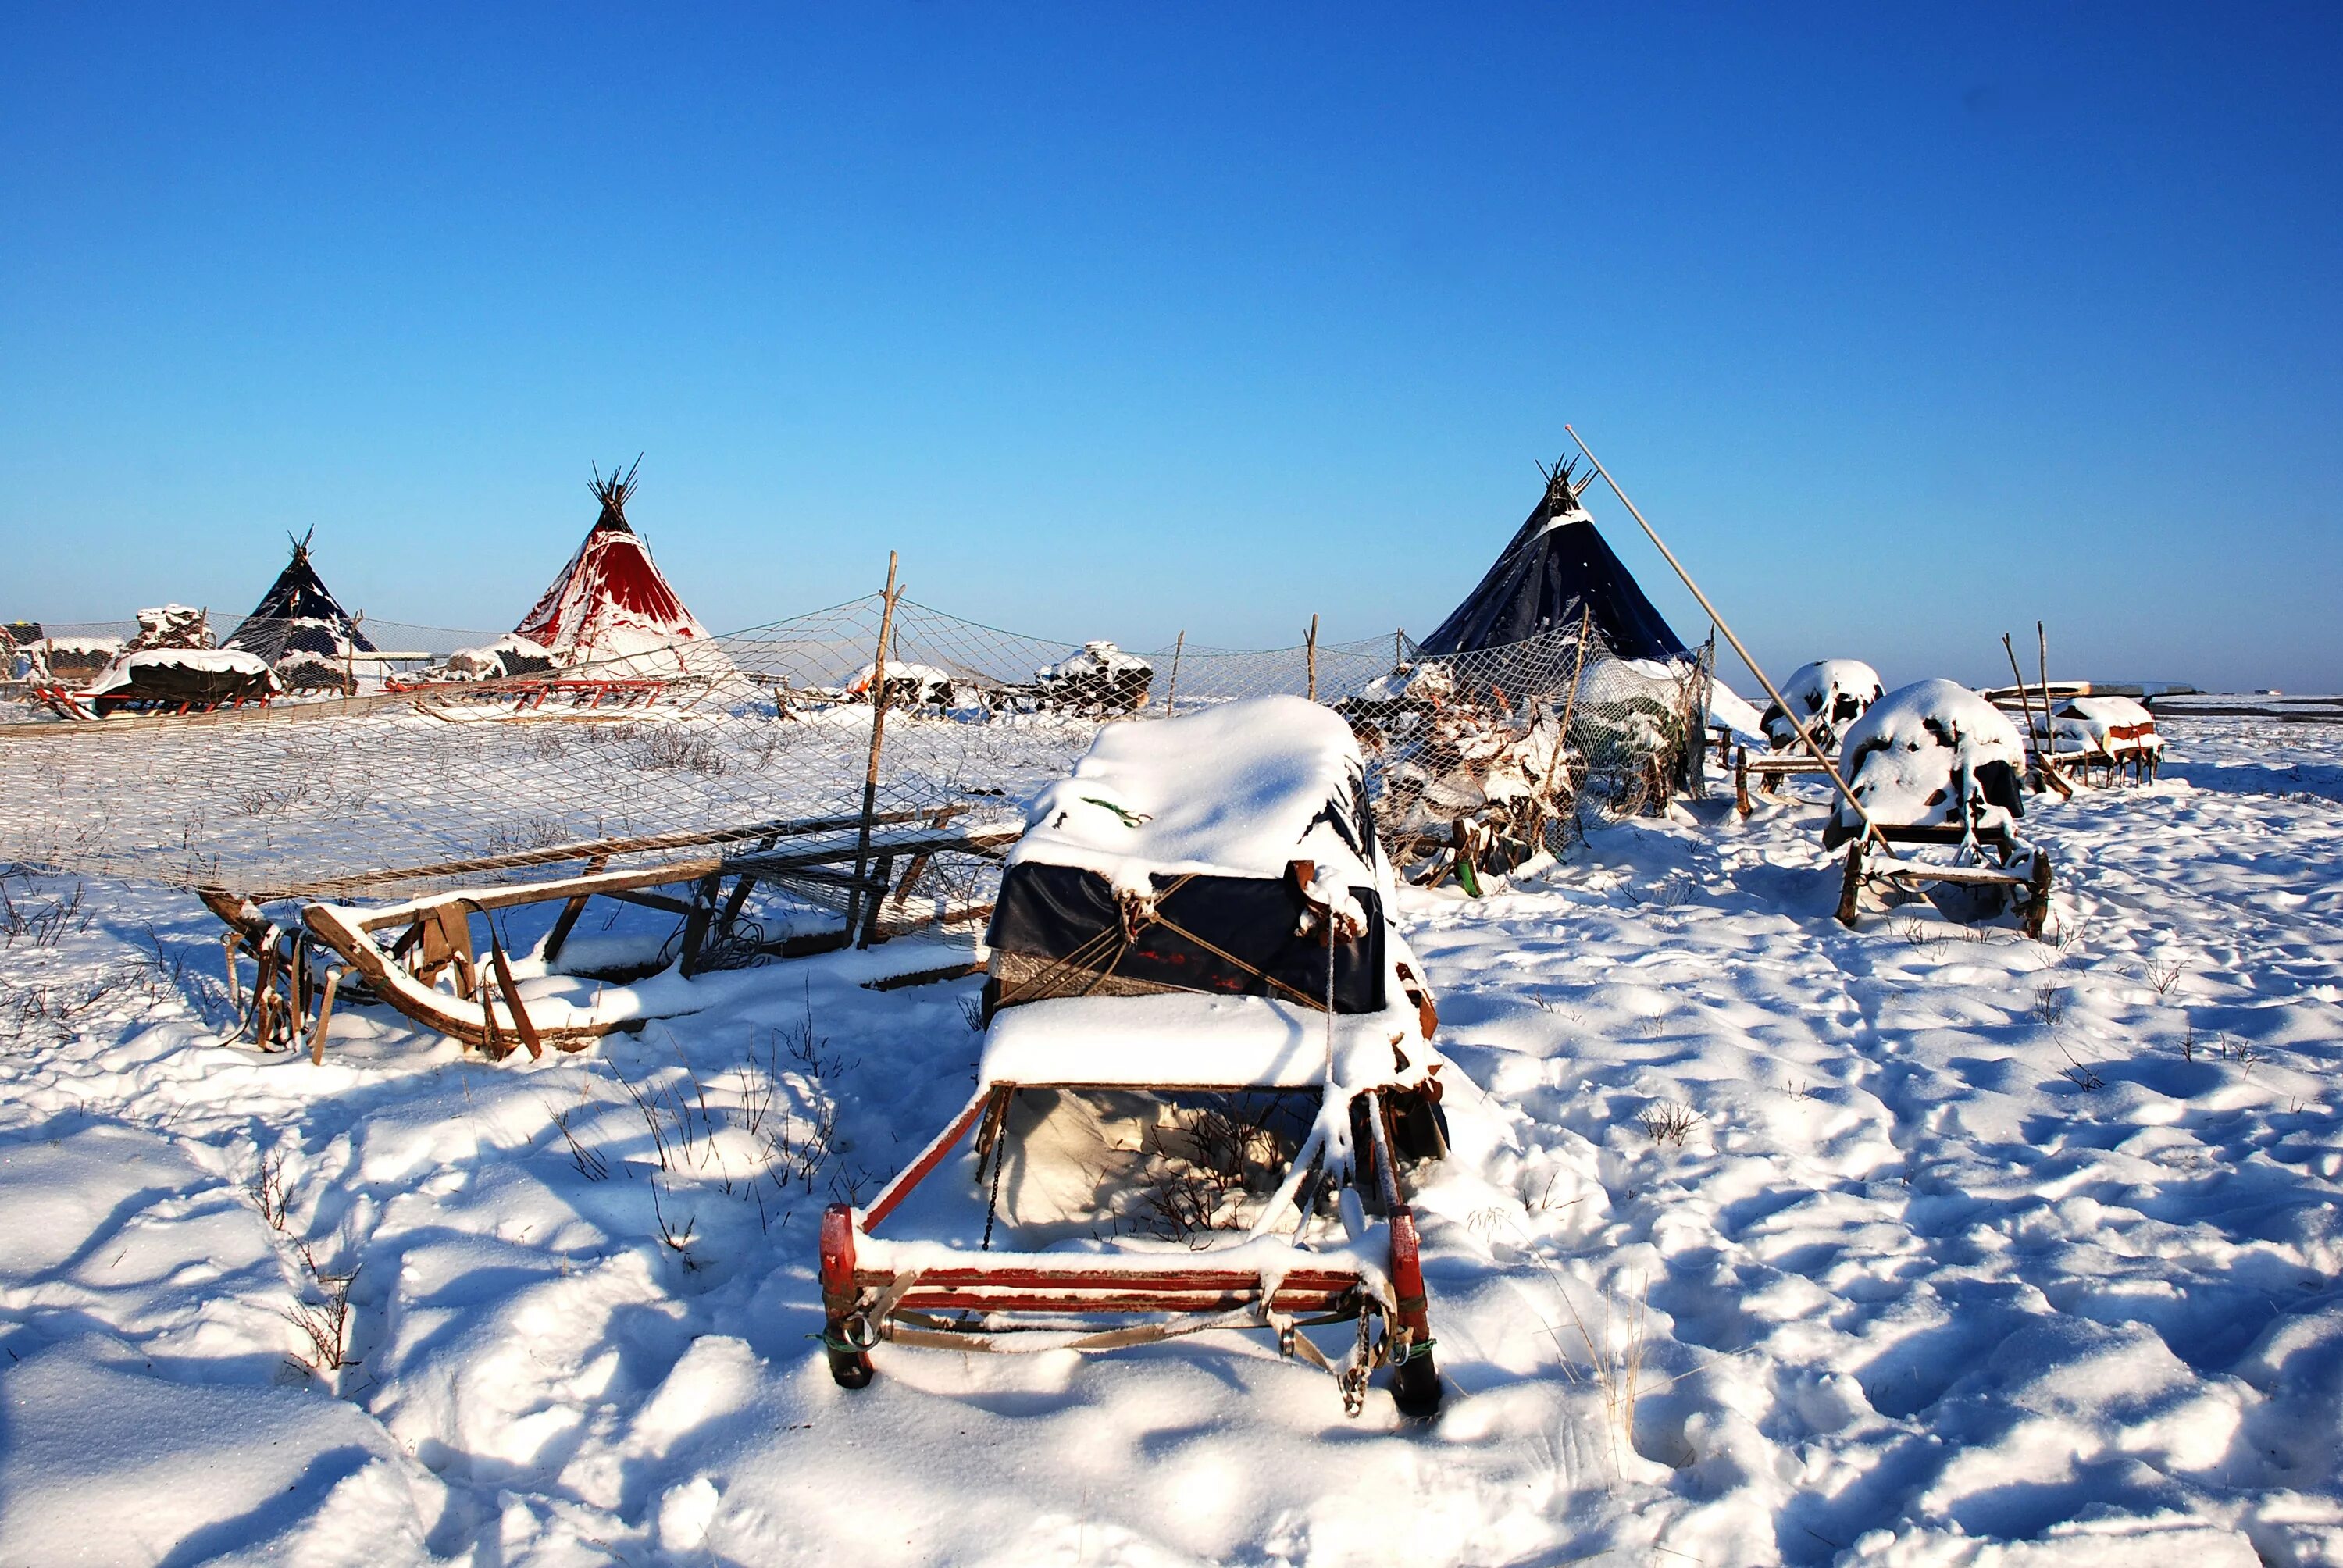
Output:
top-left (226, 529), bottom-right (376, 665)
top-left (1415, 459), bottom-right (1689, 661)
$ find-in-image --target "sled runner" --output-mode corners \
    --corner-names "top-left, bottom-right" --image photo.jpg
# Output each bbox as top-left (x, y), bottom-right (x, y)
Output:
top-left (819, 697), bottom-right (1452, 1417)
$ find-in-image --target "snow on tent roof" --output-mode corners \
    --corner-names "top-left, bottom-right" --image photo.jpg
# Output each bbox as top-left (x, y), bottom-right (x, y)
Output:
top-left (1008, 696), bottom-right (1376, 892)
top-left (1414, 457), bottom-right (1689, 662)
top-left (512, 461), bottom-right (725, 675)
top-left (224, 529), bottom-right (376, 662)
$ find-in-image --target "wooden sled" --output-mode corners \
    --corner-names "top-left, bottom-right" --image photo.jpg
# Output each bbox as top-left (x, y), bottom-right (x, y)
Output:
top-left (1835, 821), bottom-right (2053, 939)
top-left (201, 811), bottom-right (1020, 1059)
top-left (27, 682), bottom-right (276, 722)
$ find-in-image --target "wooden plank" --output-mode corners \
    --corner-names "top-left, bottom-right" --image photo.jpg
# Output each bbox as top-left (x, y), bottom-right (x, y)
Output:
top-left (284, 808), bottom-right (948, 900)
top-left (861, 959), bottom-right (985, 992)
top-left (1864, 862), bottom-right (2030, 889)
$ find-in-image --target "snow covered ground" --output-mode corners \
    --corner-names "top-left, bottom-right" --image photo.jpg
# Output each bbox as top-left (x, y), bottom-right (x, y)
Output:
top-left (3, 715), bottom-right (2341, 1565)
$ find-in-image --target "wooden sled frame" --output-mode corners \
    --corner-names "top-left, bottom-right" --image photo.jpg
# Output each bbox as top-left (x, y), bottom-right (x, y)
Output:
top-left (1835, 821), bottom-right (2053, 939)
top-left (1733, 744), bottom-right (1836, 816)
top-left (382, 675), bottom-right (683, 710)
top-left (819, 1079), bottom-right (1443, 1418)
top-left (201, 811), bottom-right (1020, 1060)
top-left (2034, 736), bottom-right (2163, 789)
top-left (27, 682), bottom-right (276, 722)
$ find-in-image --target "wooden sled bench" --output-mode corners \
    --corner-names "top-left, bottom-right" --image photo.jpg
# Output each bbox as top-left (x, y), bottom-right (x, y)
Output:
top-left (1835, 821), bottom-right (2053, 939)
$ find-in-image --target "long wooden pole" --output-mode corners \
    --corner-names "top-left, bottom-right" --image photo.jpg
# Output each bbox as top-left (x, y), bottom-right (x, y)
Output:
top-left (850, 554), bottom-right (901, 941)
top-left (2006, 632), bottom-right (2072, 799)
top-left (2004, 632), bottom-right (2044, 754)
top-left (1164, 629), bottom-right (1185, 717)
top-left (1306, 614), bottom-right (1319, 704)
top-left (2035, 622), bottom-right (2055, 732)
top-left (1564, 426), bottom-right (1888, 853)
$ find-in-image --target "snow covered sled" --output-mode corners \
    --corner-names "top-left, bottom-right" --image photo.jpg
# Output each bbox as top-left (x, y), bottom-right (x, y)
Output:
top-left (1824, 680), bottom-right (2052, 936)
top-left (2041, 695), bottom-right (2165, 786)
top-left (820, 697), bottom-right (1452, 1417)
top-left (42, 647), bottom-right (280, 719)
top-left (1735, 659), bottom-right (1882, 815)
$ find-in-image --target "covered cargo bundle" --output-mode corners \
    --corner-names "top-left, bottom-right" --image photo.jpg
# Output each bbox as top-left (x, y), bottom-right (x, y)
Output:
top-left (1826, 679), bottom-right (2027, 849)
top-left (1824, 679), bottom-right (2050, 936)
top-left (2053, 694), bottom-right (2165, 783)
top-left (84, 647), bottom-right (279, 715)
top-left (985, 695), bottom-right (1393, 1028)
top-left (1032, 640), bottom-right (1153, 714)
top-left (1762, 658), bottom-right (1884, 753)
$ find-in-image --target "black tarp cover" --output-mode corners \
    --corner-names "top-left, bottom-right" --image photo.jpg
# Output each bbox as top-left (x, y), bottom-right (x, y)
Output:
top-left (1415, 469), bottom-right (1688, 661)
top-left (226, 536), bottom-right (376, 661)
top-left (989, 861), bottom-right (1388, 1014)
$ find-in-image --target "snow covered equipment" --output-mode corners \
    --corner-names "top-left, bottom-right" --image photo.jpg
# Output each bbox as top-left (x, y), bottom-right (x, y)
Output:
top-left (81, 647), bottom-right (280, 717)
top-left (30, 605), bottom-right (280, 718)
top-left (1999, 693), bottom-right (2165, 788)
top-left (1414, 457), bottom-right (1688, 662)
top-left (2052, 695), bottom-right (2164, 784)
top-left (1824, 680), bottom-right (2052, 936)
top-left (1034, 640), bottom-right (1154, 715)
top-left (224, 530), bottom-right (377, 693)
top-left (820, 696), bottom-right (1452, 1417)
top-left (1737, 659), bottom-right (1885, 815)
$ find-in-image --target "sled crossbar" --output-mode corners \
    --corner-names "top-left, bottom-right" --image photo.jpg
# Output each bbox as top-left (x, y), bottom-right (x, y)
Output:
top-left (1836, 821), bottom-right (2053, 939)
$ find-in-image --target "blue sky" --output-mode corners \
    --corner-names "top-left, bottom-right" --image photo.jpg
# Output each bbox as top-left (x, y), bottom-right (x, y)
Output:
top-left (5, 5), bottom-right (2338, 689)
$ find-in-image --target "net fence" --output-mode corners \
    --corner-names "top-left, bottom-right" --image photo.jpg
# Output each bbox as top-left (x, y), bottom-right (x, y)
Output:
top-left (0, 593), bottom-right (1714, 913)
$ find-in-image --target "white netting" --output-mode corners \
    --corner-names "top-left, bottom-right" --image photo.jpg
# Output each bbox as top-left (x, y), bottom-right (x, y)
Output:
top-left (0, 593), bottom-right (1711, 911)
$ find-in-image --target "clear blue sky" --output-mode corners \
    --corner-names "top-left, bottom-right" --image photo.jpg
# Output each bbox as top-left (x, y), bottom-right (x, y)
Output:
top-left (5, 5), bottom-right (2338, 689)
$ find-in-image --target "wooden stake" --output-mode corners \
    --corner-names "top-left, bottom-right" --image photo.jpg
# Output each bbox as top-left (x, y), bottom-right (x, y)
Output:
top-left (1164, 629), bottom-right (1185, 718)
top-left (850, 554), bottom-right (902, 943)
top-left (1564, 426), bottom-right (1891, 856)
top-left (2036, 622), bottom-right (2056, 736)
top-left (1306, 614), bottom-right (1319, 703)
top-left (310, 968), bottom-right (342, 1066)
top-left (1529, 614), bottom-right (1593, 846)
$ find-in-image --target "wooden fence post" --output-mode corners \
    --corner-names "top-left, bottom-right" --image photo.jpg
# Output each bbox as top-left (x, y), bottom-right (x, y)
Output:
top-left (849, 554), bottom-right (901, 943)
top-left (1164, 629), bottom-right (1184, 718)
top-left (1306, 614), bottom-right (1319, 704)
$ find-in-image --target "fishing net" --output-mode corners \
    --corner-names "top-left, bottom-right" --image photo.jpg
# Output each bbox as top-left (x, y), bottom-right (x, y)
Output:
top-left (0, 591), bottom-right (1714, 913)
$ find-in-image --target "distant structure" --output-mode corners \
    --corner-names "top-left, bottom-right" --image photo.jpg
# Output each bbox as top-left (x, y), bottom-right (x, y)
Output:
top-left (513, 461), bottom-right (727, 679)
top-left (1415, 457), bottom-right (1689, 662)
top-left (226, 529), bottom-right (376, 688)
